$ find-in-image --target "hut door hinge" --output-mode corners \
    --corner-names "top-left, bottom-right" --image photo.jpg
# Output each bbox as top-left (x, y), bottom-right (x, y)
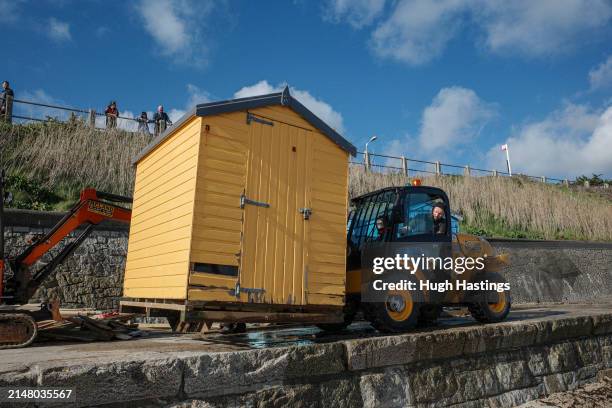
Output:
top-left (246, 112), bottom-right (274, 126)
top-left (240, 193), bottom-right (270, 209)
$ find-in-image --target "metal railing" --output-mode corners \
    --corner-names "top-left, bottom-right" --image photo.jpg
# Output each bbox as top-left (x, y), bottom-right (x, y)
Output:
top-left (0, 95), bottom-right (167, 134)
top-left (0, 93), bottom-right (608, 187)
top-left (354, 151), bottom-right (587, 187)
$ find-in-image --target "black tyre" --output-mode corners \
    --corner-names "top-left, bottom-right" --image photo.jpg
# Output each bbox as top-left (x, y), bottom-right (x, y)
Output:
top-left (468, 273), bottom-right (511, 323)
top-left (363, 275), bottom-right (424, 333)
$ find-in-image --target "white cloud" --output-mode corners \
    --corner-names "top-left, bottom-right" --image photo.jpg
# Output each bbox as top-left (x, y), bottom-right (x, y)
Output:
top-left (475, 0), bottom-right (612, 57)
top-left (168, 83), bottom-right (212, 122)
top-left (233, 80), bottom-right (346, 134)
top-left (135, 0), bottom-right (212, 65)
top-left (341, 0), bottom-right (612, 65)
top-left (371, 0), bottom-right (466, 65)
top-left (486, 103), bottom-right (612, 178)
top-left (589, 55), bottom-right (612, 91)
top-left (324, 0), bottom-right (386, 28)
top-left (418, 87), bottom-right (494, 153)
top-left (48, 18), bottom-right (71, 42)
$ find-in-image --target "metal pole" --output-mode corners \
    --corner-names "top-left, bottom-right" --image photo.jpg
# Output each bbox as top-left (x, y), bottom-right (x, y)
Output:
top-left (435, 161), bottom-right (441, 175)
top-left (505, 146), bottom-right (512, 176)
top-left (401, 156), bottom-right (408, 177)
top-left (464, 165), bottom-right (471, 177)
top-left (89, 109), bottom-right (96, 128)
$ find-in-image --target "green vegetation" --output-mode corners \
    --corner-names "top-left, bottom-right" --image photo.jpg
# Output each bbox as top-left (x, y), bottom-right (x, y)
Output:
top-left (1, 121), bottom-right (610, 240)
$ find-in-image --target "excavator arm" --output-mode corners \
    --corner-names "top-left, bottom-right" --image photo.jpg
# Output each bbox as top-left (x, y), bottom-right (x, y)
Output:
top-left (0, 171), bottom-right (132, 349)
top-left (0, 174), bottom-right (132, 305)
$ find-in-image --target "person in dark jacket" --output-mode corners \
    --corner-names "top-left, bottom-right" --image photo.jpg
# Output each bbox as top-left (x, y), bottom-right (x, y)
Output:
top-left (105, 101), bottom-right (118, 129)
top-left (153, 105), bottom-right (172, 136)
top-left (136, 111), bottom-right (152, 135)
top-left (432, 203), bottom-right (447, 235)
top-left (1, 80), bottom-right (14, 123)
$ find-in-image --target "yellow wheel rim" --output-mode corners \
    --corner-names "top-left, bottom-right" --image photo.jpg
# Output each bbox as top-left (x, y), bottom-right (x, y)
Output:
top-left (489, 291), bottom-right (507, 313)
top-left (386, 290), bottom-right (414, 322)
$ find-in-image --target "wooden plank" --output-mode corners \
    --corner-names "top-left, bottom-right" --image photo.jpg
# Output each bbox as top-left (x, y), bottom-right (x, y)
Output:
top-left (137, 118), bottom-right (201, 173)
top-left (188, 287), bottom-right (237, 302)
top-left (190, 251), bottom-right (238, 266)
top-left (135, 155), bottom-right (198, 197)
top-left (132, 179), bottom-right (196, 216)
top-left (130, 209), bottom-right (193, 237)
top-left (309, 272), bottom-right (346, 285)
top-left (307, 293), bottom-right (344, 306)
top-left (189, 273), bottom-right (235, 289)
top-left (128, 225), bottom-right (192, 251)
top-left (124, 285), bottom-right (187, 300)
top-left (127, 238), bottom-right (192, 261)
top-left (190, 239), bottom-right (240, 255)
top-left (126, 251), bottom-right (190, 270)
top-left (308, 282), bottom-right (345, 296)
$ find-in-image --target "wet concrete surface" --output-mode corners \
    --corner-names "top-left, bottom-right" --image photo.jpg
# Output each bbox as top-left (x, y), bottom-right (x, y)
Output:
top-left (1, 302), bottom-right (610, 370)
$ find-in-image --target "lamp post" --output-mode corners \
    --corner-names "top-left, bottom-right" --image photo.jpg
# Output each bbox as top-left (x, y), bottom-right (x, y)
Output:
top-left (501, 144), bottom-right (512, 176)
top-left (364, 136), bottom-right (377, 172)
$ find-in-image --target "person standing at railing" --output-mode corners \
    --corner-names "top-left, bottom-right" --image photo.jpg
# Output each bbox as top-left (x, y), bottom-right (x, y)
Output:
top-left (136, 111), bottom-right (152, 135)
top-left (0, 80), bottom-right (14, 123)
top-left (104, 101), bottom-right (118, 129)
top-left (153, 105), bottom-right (172, 136)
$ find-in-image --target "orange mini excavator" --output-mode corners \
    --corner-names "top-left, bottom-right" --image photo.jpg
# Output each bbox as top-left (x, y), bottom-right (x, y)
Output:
top-left (0, 170), bottom-right (132, 349)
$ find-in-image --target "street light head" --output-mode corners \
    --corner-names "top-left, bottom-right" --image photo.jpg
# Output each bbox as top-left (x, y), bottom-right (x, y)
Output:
top-left (369, 136), bottom-right (377, 143)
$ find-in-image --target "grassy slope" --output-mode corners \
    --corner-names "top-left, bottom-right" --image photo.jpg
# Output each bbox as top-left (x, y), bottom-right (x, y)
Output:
top-left (2, 121), bottom-right (611, 241)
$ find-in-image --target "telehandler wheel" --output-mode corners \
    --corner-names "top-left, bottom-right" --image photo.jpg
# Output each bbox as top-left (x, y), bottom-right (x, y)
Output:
top-left (365, 288), bottom-right (423, 333)
top-left (468, 273), bottom-right (512, 323)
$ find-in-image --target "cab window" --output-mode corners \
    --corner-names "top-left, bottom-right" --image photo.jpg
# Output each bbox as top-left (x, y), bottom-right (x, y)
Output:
top-left (348, 190), bottom-right (397, 249)
top-left (395, 192), bottom-right (449, 240)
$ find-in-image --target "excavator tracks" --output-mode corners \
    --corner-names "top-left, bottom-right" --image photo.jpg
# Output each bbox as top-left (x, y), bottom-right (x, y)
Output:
top-left (0, 313), bottom-right (38, 349)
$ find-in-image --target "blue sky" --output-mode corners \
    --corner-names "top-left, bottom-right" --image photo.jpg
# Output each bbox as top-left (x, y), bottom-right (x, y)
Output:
top-left (2, 0), bottom-right (612, 179)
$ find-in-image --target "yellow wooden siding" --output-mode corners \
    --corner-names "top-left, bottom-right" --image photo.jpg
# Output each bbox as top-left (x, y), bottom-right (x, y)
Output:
top-left (239, 119), bottom-right (312, 305)
top-left (307, 134), bottom-right (349, 305)
top-left (188, 112), bottom-right (248, 294)
top-left (123, 117), bottom-right (202, 299)
top-left (188, 107), bottom-right (348, 308)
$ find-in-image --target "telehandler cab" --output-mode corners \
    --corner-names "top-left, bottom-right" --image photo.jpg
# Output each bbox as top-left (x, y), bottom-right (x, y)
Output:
top-left (327, 183), bottom-right (512, 333)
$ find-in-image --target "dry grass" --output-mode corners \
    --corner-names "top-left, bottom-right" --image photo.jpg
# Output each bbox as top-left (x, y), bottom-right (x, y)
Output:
top-left (0, 121), bottom-right (149, 196)
top-left (1, 122), bottom-right (610, 240)
top-left (350, 166), bottom-right (612, 241)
